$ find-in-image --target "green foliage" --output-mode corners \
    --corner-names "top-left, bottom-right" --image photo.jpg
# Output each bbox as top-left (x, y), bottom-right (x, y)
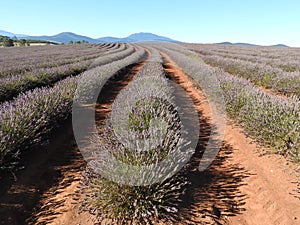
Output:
top-left (128, 98), bottom-right (161, 133)
top-left (2, 37), bottom-right (14, 47)
top-left (0, 35), bottom-right (8, 42)
top-left (259, 73), bottom-right (273, 87)
top-left (280, 64), bottom-right (297, 72)
top-left (25, 39), bottom-right (56, 44)
top-left (19, 39), bottom-right (27, 46)
top-left (83, 170), bottom-right (186, 225)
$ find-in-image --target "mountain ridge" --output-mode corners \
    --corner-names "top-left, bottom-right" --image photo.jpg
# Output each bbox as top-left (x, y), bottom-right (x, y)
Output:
top-left (0, 30), bottom-right (180, 44)
top-left (0, 30), bottom-right (28, 38)
top-left (0, 30), bottom-right (290, 46)
top-left (216, 41), bottom-right (289, 47)
top-left (26, 32), bottom-right (96, 44)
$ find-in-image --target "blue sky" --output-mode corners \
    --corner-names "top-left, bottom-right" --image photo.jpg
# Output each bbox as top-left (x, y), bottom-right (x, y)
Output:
top-left (1, 0), bottom-right (300, 46)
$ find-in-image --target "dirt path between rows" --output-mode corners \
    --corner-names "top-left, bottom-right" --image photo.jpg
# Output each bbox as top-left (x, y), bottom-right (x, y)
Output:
top-left (162, 52), bottom-right (300, 225)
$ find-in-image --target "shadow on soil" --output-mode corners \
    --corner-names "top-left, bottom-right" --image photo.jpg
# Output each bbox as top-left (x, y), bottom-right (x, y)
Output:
top-left (177, 141), bottom-right (251, 225)
top-left (0, 117), bottom-right (85, 225)
top-left (164, 63), bottom-right (252, 225)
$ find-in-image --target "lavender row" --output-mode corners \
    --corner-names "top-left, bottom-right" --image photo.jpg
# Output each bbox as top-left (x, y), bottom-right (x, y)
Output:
top-left (194, 52), bottom-right (300, 96)
top-left (185, 44), bottom-right (300, 61)
top-left (219, 73), bottom-right (300, 160)
top-left (0, 45), bottom-right (146, 171)
top-left (183, 44), bottom-right (300, 71)
top-left (0, 44), bottom-right (111, 77)
top-left (74, 45), bottom-right (146, 104)
top-left (0, 43), bottom-right (127, 78)
top-left (0, 76), bottom-right (78, 170)
top-left (137, 43), bottom-right (164, 63)
top-left (98, 43), bottom-right (127, 56)
top-left (0, 44), bottom-right (130, 102)
top-left (158, 45), bottom-right (300, 161)
top-left (82, 51), bottom-right (191, 224)
top-left (0, 60), bottom-right (90, 102)
top-left (88, 44), bottom-right (134, 69)
top-left (190, 45), bottom-right (300, 73)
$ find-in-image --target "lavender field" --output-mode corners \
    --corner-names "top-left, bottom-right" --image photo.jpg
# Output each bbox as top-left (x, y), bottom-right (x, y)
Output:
top-left (0, 42), bottom-right (299, 224)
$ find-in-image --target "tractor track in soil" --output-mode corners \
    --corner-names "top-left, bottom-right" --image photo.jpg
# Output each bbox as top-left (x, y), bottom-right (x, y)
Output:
top-left (0, 49), bottom-right (299, 225)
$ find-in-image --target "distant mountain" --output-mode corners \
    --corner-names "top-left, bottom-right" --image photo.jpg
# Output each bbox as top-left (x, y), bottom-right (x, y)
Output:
top-left (97, 32), bottom-right (180, 43)
top-left (216, 41), bottom-right (289, 47)
top-left (272, 44), bottom-right (289, 47)
top-left (26, 32), bottom-right (96, 44)
top-left (126, 32), bottom-right (179, 42)
top-left (216, 41), bottom-right (233, 45)
top-left (216, 42), bottom-right (258, 46)
top-left (235, 42), bottom-right (259, 46)
top-left (0, 30), bottom-right (180, 44)
top-left (97, 36), bottom-right (125, 43)
top-left (37, 32), bottom-right (180, 43)
top-left (0, 30), bottom-right (28, 38)
top-left (2, 30), bottom-right (289, 46)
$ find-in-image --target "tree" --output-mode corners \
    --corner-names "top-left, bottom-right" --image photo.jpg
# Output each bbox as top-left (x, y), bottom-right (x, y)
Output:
top-left (19, 39), bottom-right (27, 46)
top-left (2, 37), bottom-right (14, 47)
top-left (68, 40), bottom-right (74, 44)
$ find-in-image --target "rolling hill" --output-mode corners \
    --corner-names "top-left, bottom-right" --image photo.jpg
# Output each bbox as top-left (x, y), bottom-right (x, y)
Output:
top-left (0, 30), bottom-right (289, 46)
top-left (18, 31), bottom-right (180, 44)
top-left (26, 32), bottom-right (96, 44)
top-left (216, 41), bottom-right (289, 47)
top-left (0, 30), bottom-right (28, 38)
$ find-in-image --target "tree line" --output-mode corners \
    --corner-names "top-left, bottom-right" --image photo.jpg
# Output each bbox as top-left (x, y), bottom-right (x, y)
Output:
top-left (0, 35), bottom-right (90, 47)
top-left (0, 36), bottom-right (41, 47)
